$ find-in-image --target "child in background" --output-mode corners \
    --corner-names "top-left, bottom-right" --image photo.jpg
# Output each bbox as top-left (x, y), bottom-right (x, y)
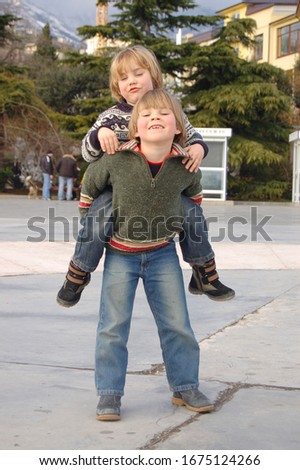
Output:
top-left (56, 46), bottom-right (234, 308)
top-left (80, 88), bottom-right (215, 420)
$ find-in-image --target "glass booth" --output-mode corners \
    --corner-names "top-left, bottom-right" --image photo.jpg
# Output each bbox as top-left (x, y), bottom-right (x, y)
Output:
top-left (195, 128), bottom-right (232, 201)
top-left (289, 131), bottom-right (300, 203)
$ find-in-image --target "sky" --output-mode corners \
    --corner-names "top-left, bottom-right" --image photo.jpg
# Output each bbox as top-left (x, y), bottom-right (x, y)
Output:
top-left (29, 0), bottom-right (236, 30)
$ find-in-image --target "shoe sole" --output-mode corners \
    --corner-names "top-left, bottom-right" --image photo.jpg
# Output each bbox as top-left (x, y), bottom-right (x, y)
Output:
top-left (56, 295), bottom-right (80, 308)
top-left (188, 285), bottom-right (235, 301)
top-left (56, 278), bottom-right (91, 308)
top-left (96, 414), bottom-right (121, 421)
top-left (172, 396), bottom-right (215, 413)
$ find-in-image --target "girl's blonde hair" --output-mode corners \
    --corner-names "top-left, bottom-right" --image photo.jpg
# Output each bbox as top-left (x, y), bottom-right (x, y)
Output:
top-left (128, 89), bottom-right (186, 147)
top-left (110, 46), bottom-right (163, 102)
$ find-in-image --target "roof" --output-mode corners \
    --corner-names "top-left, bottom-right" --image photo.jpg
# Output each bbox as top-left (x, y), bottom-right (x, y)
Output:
top-left (188, 28), bottom-right (221, 44)
top-left (216, 1), bottom-right (298, 14)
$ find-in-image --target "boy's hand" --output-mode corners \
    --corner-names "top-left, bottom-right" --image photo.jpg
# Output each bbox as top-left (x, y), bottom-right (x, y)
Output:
top-left (182, 144), bottom-right (205, 173)
top-left (98, 128), bottom-right (120, 154)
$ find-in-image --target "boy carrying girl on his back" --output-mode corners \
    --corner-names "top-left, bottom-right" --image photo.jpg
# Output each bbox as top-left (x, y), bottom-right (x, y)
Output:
top-left (57, 45), bottom-right (234, 308)
top-left (80, 88), bottom-right (215, 420)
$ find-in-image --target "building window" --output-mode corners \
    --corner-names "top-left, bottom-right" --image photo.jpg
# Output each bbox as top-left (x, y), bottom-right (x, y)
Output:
top-left (255, 34), bottom-right (263, 60)
top-left (278, 22), bottom-right (300, 57)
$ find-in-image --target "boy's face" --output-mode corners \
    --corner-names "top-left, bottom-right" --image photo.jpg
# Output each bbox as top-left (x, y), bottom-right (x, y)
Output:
top-left (135, 107), bottom-right (181, 144)
top-left (118, 60), bottom-right (154, 105)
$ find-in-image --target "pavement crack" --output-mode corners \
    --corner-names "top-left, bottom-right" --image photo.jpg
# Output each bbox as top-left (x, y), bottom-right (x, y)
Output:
top-left (139, 381), bottom-right (300, 449)
top-left (1, 360), bottom-right (93, 371)
top-left (209, 381), bottom-right (300, 411)
top-left (139, 414), bottom-right (200, 450)
top-left (201, 295), bottom-right (283, 342)
top-left (2, 360), bottom-right (165, 376)
top-left (139, 384), bottom-right (239, 450)
top-left (127, 363), bottom-right (165, 376)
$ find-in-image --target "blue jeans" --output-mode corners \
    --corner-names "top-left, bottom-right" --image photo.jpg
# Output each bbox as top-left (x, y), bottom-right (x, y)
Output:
top-left (95, 242), bottom-right (200, 396)
top-left (42, 173), bottom-right (51, 199)
top-left (72, 189), bottom-right (214, 271)
top-left (180, 196), bottom-right (214, 264)
top-left (58, 176), bottom-right (73, 201)
top-left (73, 189), bottom-right (113, 271)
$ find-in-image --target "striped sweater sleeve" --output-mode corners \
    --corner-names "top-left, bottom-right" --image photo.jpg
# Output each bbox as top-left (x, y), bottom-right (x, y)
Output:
top-left (81, 121), bottom-right (105, 163)
top-left (183, 113), bottom-right (209, 158)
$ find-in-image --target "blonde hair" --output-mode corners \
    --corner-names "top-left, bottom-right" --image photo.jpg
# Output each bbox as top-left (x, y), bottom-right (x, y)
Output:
top-left (128, 89), bottom-right (186, 147)
top-left (110, 46), bottom-right (163, 102)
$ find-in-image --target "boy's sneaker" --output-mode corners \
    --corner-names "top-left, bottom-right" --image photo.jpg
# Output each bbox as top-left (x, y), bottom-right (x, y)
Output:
top-left (56, 261), bottom-right (91, 308)
top-left (189, 259), bottom-right (235, 301)
top-left (172, 389), bottom-right (214, 413)
top-left (96, 395), bottom-right (121, 421)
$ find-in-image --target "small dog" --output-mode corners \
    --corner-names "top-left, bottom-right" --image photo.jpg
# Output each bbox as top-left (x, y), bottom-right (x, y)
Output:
top-left (25, 176), bottom-right (40, 199)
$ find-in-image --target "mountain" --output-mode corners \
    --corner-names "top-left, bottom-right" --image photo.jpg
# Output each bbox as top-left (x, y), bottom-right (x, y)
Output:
top-left (0, 0), bottom-right (84, 47)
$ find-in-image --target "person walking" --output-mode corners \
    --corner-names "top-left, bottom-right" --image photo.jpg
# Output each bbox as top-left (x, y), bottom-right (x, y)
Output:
top-left (40, 150), bottom-right (54, 200)
top-left (56, 154), bottom-right (78, 201)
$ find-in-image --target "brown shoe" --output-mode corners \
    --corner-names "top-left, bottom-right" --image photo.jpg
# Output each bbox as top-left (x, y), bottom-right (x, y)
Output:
top-left (172, 389), bottom-right (214, 413)
top-left (96, 395), bottom-right (121, 421)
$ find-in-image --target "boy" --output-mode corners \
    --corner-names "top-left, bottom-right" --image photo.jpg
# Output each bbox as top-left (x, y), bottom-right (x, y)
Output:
top-left (80, 89), bottom-right (214, 420)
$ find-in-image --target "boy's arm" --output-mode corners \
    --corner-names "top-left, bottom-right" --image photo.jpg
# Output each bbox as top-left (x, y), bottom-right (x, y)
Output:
top-left (183, 170), bottom-right (203, 205)
top-left (78, 160), bottom-right (110, 216)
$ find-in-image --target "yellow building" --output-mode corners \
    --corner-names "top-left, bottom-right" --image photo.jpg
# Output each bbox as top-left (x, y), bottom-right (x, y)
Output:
top-left (191, 1), bottom-right (300, 72)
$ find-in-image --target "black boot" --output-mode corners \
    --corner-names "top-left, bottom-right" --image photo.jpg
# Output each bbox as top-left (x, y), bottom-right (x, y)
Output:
top-left (189, 259), bottom-right (235, 301)
top-left (56, 261), bottom-right (91, 308)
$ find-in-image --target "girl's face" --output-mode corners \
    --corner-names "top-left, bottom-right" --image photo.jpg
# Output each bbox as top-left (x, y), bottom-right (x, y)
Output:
top-left (118, 60), bottom-right (154, 105)
top-left (135, 107), bottom-right (181, 144)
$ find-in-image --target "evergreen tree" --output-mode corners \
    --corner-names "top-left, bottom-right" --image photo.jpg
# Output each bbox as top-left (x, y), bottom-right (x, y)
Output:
top-left (78, 0), bottom-right (221, 77)
top-left (77, 5), bottom-right (293, 199)
top-left (0, 14), bottom-right (23, 68)
top-left (0, 14), bottom-right (20, 47)
top-left (0, 14), bottom-right (22, 164)
top-left (34, 23), bottom-right (57, 62)
top-left (182, 19), bottom-right (293, 200)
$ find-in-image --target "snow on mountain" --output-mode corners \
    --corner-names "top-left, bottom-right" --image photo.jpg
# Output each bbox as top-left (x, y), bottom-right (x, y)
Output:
top-left (1, 0), bottom-right (84, 47)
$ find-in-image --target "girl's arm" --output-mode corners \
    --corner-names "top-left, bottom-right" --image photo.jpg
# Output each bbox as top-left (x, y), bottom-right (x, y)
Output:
top-left (81, 103), bottom-right (131, 163)
top-left (81, 112), bottom-right (112, 163)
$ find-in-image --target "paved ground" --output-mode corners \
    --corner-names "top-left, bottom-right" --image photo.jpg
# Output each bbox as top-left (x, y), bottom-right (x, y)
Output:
top-left (0, 195), bottom-right (300, 451)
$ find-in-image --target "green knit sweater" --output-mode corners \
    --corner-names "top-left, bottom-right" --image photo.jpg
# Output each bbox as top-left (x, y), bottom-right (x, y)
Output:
top-left (79, 140), bottom-right (203, 253)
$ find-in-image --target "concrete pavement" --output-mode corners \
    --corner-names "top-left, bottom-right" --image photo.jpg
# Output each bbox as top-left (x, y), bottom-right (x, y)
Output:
top-left (0, 195), bottom-right (300, 450)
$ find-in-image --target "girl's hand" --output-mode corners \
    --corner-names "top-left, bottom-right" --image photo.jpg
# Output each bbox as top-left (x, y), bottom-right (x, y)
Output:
top-left (182, 144), bottom-right (205, 173)
top-left (98, 128), bottom-right (120, 154)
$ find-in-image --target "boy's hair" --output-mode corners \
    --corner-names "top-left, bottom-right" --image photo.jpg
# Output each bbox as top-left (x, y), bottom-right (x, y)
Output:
top-left (128, 89), bottom-right (186, 147)
top-left (110, 46), bottom-right (163, 102)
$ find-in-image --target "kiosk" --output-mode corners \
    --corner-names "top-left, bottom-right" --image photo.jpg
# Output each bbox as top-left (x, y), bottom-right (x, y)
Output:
top-left (289, 130), bottom-right (300, 203)
top-left (196, 128), bottom-right (232, 201)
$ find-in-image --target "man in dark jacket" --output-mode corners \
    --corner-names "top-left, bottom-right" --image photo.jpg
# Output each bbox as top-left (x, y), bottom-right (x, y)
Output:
top-left (40, 150), bottom-right (54, 200)
top-left (56, 154), bottom-right (78, 201)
